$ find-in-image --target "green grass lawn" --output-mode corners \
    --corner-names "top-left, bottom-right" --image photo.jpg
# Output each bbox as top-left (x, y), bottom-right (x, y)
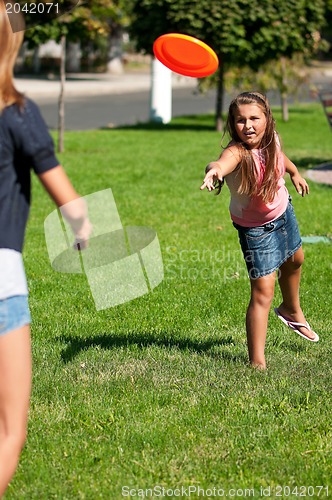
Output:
top-left (7, 103), bottom-right (332, 498)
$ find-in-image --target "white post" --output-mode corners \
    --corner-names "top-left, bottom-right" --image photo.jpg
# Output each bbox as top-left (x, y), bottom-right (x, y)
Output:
top-left (150, 57), bottom-right (172, 124)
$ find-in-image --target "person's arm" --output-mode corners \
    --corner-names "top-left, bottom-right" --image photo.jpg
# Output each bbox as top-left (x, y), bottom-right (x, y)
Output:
top-left (38, 165), bottom-right (92, 248)
top-left (200, 145), bottom-right (240, 191)
top-left (283, 153), bottom-right (309, 197)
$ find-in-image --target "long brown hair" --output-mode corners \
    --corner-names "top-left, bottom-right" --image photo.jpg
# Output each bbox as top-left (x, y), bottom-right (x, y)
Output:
top-left (0, 0), bottom-right (25, 110)
top-left (226, 92), bottom-right (279, 204)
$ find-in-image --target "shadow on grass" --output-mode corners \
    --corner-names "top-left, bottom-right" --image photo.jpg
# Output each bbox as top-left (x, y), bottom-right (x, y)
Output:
top-left (275, 106), bottom-right (320, 115)
top-left (59, 330), bottom-right (241, 364)
top-left (309, 161), bottom-right (332, 170)
top-left (99, 114), bottom-right (216, 132)
top-left (291, 157), bottom-right (332, 169)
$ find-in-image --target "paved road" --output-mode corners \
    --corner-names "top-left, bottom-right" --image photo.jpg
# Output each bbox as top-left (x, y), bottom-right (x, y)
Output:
top-left (35, 87), bottom-right (217, 130)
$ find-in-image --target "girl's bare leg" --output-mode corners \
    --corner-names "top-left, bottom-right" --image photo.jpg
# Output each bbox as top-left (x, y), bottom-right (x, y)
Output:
top-left (277, 247), bottom-right (315, 340)
top-left (0, 325), bottom-right (31, 497)
top-left (246, 272), bottom-right (276, 369)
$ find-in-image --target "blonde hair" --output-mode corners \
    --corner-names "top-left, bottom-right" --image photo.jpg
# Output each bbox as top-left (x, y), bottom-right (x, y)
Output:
top-left (226, 92), bottom-right (279, 204)
top-left (0, 0), bottom-right (25, 109)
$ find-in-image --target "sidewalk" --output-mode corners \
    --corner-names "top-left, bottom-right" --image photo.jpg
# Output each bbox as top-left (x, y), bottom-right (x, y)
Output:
top-left (14, 70), bottom-right (195, 98)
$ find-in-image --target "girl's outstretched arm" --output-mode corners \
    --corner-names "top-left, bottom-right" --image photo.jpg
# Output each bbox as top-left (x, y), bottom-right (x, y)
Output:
top-left (283, 153), bottom-right (309, 197)
top-left (200, 145), bottom-right (240, 192)
top-left (38, 165), bottom-right (92, 248)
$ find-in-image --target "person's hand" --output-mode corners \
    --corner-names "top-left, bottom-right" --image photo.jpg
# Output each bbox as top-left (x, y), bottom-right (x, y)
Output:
top-left (290, 172), bottom-right (309, 197)
top-left (200, 162), bottom-right (223, 192)
top-left (73, 218), bottom-right (92, 250)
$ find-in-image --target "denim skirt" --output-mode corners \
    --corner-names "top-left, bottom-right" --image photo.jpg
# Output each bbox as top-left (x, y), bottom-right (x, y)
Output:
top-left (233, 199), bottom-right (302, 279)
top-left (0, 295), bottom-right (31, 336)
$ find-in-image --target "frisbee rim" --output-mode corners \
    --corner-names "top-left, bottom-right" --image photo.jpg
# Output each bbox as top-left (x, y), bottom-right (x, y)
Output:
top-left (153, 33), bottom-right (219, 78)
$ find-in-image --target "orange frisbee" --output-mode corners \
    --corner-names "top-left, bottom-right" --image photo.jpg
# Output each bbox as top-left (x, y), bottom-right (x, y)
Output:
top-left (153, 33), bottom-right (219, 78)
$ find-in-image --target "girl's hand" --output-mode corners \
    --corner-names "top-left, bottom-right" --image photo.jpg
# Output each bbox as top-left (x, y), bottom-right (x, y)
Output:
top-left (73, 218), bottom-right (93, 250)
top-left (290, 172), bottom-right (309, 197)
top-left (200, 162), bottom-right (223, 192)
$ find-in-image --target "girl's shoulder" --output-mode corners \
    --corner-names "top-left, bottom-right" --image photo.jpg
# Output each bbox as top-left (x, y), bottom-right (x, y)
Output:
top-left (225, 140), bottom-right (243, 154)
top-left (222, 141), bottom-right (243, 162)
top-left (217, 141), bottom-right (243, 174)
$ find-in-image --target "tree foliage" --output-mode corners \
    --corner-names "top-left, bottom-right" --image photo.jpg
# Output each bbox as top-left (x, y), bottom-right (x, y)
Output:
top-left (129, 0), bottom-right (326, 61)
top-left (24, 0), bottom-right (128, 47)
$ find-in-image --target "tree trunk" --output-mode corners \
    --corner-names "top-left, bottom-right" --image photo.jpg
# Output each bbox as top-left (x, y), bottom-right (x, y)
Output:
top-left (281, 93), bottom-right (289, 122)
top-left (215, 57), bottom-right (224, 132)
top-left (32, 46), bottom-right (40, 74)
top-left (58, 35), bottom-right (66, 153)
top-left (280, 57), bottom-right (289, 122)
top-left (87, 41), bottom-right (94, 72)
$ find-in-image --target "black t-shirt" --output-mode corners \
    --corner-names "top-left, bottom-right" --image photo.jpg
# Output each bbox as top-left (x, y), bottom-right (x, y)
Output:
top-left (0, 98), bottom-right (59, 252)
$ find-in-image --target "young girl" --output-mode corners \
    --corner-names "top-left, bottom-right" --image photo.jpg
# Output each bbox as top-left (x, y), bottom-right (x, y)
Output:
top-left (0, 3), bottom-right (91, 495)
top-left (200, 92), bottom-right (318, 370)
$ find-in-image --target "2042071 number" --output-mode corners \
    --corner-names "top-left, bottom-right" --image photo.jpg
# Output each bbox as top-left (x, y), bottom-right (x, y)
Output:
top-left (6, 3), bottom-right (59, 14)
top-left (275, 485), bottom-right (329, 497)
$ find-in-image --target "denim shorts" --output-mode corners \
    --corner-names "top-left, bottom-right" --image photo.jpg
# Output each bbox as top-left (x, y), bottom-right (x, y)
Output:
top-left (0, 295), bottom-right (31, 336)
top-left (233, 199), bottom-right (302, 279)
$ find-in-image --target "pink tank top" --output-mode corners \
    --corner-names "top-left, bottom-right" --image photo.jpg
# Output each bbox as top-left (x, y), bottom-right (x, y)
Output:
top-left (225, 142), bottom-right (289, 227)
